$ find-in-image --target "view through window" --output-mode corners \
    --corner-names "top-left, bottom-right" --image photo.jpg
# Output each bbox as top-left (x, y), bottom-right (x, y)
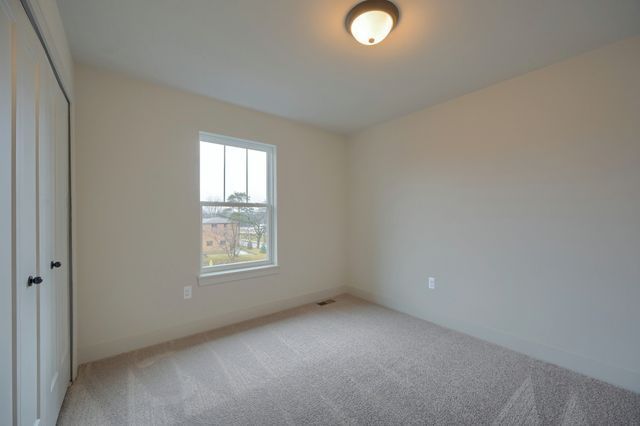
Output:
top-left (200, 133), bottom-right (276, 273)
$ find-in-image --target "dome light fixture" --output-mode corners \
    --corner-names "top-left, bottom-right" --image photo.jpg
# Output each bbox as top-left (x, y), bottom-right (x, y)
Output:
top-left (345, 0), bottom-right (400, 46)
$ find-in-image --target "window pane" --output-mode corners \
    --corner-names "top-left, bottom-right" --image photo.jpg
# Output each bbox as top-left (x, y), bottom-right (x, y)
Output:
top-left (224, 146), bottom-right (246, 202)
top-left (200, 141), bottom-right (224, 202)
top-left (202, 205), bottom-right (269, 268)
top-left (247, 149), bottom-right (267, 203)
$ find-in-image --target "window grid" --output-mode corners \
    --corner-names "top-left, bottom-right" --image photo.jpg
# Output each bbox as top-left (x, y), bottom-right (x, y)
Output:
top-left (199, 132), bottom-right (276, 276)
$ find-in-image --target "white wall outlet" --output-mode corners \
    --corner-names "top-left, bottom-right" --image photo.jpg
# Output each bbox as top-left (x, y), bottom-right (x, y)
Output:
top-left (428, 277), bottom-right (436, 289)
top-left (183, 285), bottom-right (192, 299)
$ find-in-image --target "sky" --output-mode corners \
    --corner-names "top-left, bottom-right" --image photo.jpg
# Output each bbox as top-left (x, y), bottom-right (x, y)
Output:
top-left (200, 141), bottom-right (267, 203)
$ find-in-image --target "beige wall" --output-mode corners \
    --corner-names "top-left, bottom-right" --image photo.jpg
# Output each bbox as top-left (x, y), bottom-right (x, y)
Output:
top-left (347, 36), bottom-right (640, 392)
top-left (74, 64), bottom-right (348, 362)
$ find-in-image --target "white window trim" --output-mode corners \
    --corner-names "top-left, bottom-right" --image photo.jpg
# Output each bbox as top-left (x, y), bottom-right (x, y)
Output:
top-left (198, 265), bottom-right (280, 286)
top-left (198, 132), bottom-right (277, 285)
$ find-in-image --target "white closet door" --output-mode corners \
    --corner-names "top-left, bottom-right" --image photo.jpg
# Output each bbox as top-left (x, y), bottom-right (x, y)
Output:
top-left (15, 10), bottom-right (41, 425)
top-left (5, 1), bottom-right (71, 424)
top-left (0, 5), bottom-right (14, 424)
top-left (38, 56), bottom-right (56, 426)
top-left (38, 63), bottom-right (70, 426)
top-left (52, 80), bottom-right (71, 415)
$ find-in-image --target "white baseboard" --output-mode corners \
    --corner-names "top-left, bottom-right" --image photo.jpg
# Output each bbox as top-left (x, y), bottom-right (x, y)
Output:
top-left (346, 285), bottom-right (640, 394)
top-left (79, 285), bottom-right (347, 364)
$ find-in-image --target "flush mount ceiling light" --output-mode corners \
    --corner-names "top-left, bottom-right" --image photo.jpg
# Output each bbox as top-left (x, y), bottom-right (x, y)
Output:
top-left (345, 0), bottom-right (400, 46)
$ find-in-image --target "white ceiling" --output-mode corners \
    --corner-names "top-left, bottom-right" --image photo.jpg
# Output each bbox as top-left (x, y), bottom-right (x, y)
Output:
top-left (58, 0), bottom-right (640, 134)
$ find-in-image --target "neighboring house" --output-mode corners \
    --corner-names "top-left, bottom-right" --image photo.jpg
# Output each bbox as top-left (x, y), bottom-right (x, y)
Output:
top-left (202, 217), bottom-right (239, 254)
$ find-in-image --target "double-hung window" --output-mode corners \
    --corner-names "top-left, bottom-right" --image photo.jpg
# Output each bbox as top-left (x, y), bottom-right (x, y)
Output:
top-left (199, 132), bottom-right (276, 278)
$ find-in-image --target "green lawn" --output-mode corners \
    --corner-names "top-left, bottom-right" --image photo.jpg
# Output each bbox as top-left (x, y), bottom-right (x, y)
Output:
top-left (203, 247), bottom-right (267, 267)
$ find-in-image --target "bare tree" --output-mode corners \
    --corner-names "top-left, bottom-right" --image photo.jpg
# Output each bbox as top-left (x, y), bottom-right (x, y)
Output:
top-left (203, 204), bottom-right (241, 261)
top-left (226, 192), bottom-right (266, 250)
top-left (219, 221), bottom-right (240, 260)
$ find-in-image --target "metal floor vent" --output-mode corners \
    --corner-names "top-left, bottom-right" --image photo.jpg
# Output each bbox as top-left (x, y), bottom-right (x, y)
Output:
top-left (317, 299), bottom-right (336, 306)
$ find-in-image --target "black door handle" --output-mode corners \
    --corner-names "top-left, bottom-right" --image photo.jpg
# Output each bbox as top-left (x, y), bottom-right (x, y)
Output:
top-left (27, 276), bottom-right (43, 287)
top-left (50, 261), bottom-right (62, 269)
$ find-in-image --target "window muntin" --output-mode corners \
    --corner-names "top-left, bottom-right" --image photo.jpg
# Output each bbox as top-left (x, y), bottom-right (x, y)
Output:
top-left (199, 132), bottom-right (276, 274)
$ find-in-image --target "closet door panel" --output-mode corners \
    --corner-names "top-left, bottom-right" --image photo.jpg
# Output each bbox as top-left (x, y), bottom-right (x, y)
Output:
top-left (0, 5), bottom-right (14, 424)
top-left (38, 60), bottom-right (57, 426)
top-left (15, 12), bottom-right (41, 425)
top-left (38, 61), bottom-right (69, 426)
top-left (52, 81), bottom-right (70, 413)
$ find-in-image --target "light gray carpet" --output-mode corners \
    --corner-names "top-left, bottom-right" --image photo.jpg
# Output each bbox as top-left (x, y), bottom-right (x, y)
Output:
top-left (58, 295), bottom-right (640, 425)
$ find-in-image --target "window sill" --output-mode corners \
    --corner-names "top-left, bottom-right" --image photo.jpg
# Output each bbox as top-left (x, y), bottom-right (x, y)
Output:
top-left (198, 264), bottom-right (280, 286)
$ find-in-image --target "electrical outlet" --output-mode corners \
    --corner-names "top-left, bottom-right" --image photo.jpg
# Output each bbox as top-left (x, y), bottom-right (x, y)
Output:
top-left (428, 277), bottom-right (436, 289)
top-left (183, 285), bottom-right (192, 299)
